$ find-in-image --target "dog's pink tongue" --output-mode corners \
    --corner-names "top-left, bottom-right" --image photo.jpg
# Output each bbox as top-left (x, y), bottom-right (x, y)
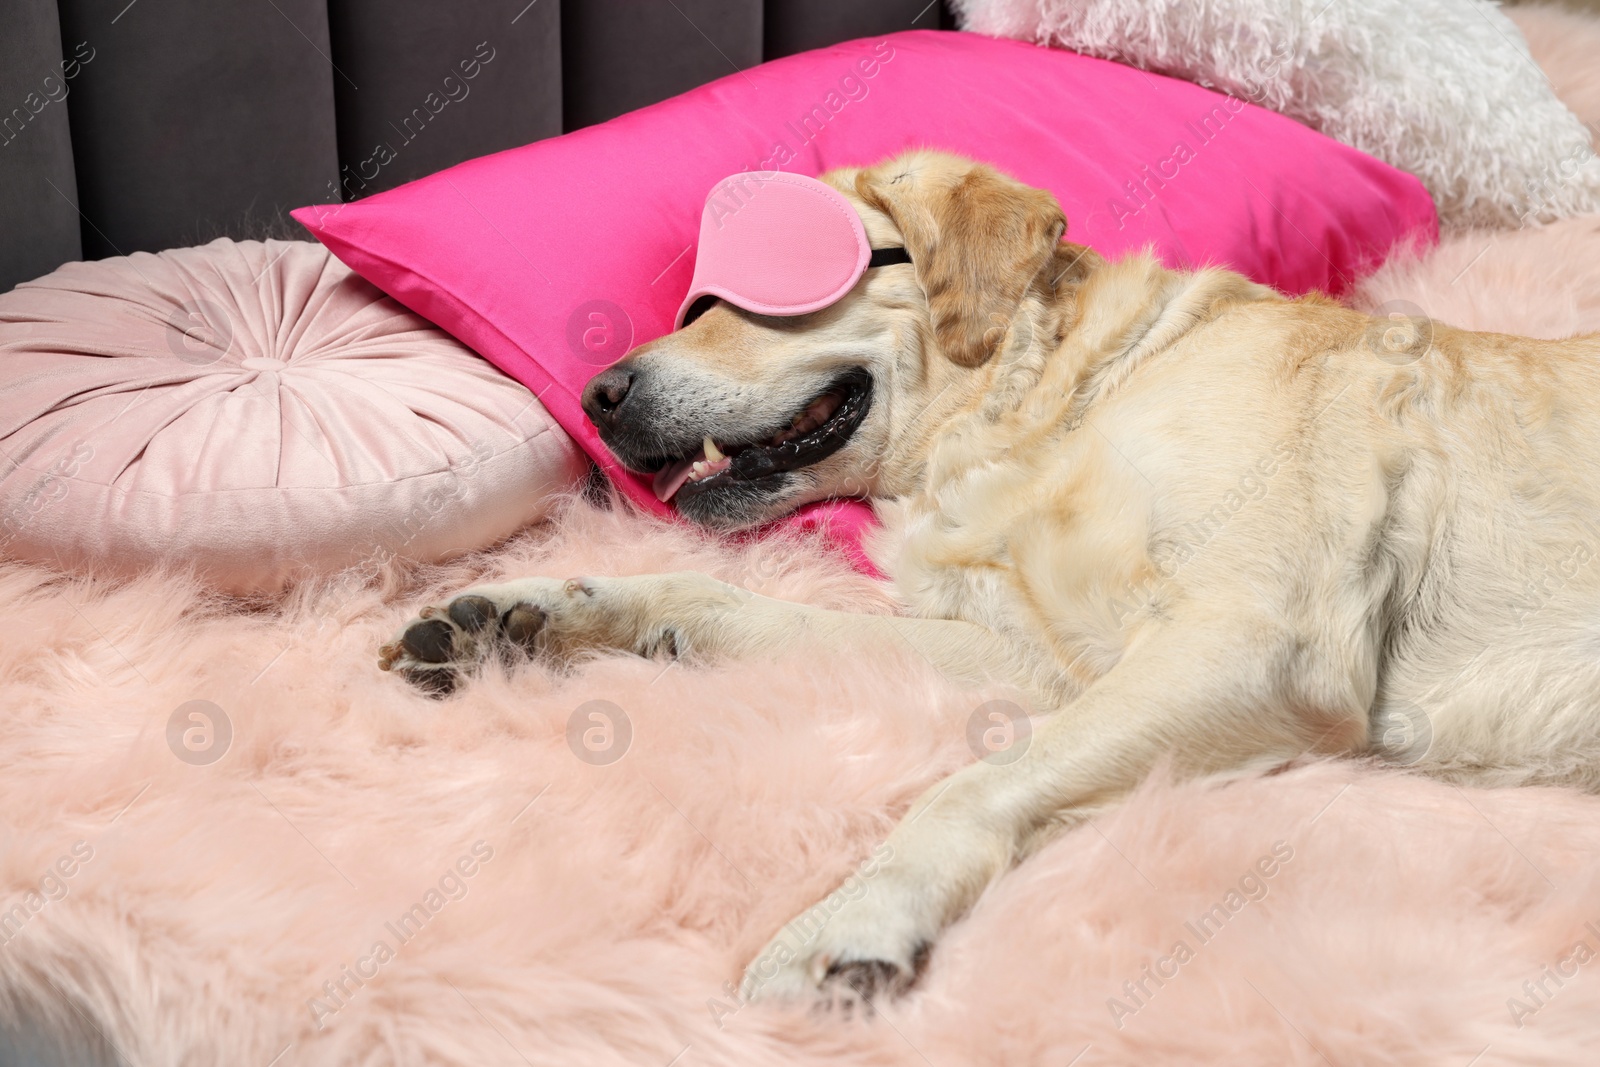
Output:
top-left (653, 456), bottom-right (699, 502)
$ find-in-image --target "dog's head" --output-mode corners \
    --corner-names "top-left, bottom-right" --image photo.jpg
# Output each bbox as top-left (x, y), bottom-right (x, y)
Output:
top-left (581, 151), bottom-right (1069, 528)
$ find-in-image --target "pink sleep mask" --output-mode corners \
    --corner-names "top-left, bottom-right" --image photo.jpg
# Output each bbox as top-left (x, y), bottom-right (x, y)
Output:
top-left (675, 171), bottom-right (911, 328)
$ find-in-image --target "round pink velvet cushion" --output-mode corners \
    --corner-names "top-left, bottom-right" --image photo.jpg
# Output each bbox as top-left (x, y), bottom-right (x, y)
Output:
top-left (0, 238), bottom-right (588, 593)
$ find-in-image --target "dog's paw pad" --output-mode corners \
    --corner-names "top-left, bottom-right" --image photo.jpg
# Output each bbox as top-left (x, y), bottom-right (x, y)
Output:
top-left (824, 959), bottom-right (913, 1002)
top-left (400, 618), bottom-right (458, 663)
top-left (398, 665), bottom-right (461, 698)
top-left (383, 589), bottom-right (563, 693)
top-left (447, 595), bottom-right (499, 633)
top-left (502, 603), bottom-right (548, 654)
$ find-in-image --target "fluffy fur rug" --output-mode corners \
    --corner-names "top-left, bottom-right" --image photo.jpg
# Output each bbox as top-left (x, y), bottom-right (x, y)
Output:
top-left (12, 501), bottom-right (1600, 1067)
top-left (6, 9), bottom-right (1600, 1066)
top-left (1510, 5), bottom-right (1600, 138)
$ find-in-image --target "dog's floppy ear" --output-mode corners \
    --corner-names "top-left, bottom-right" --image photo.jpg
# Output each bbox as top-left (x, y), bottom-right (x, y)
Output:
top-left (855, 152), bottom-right (1066, 367)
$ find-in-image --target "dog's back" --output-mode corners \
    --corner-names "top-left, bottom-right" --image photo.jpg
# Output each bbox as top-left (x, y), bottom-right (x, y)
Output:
top-left (888, 253), bottom-right (1600, 787)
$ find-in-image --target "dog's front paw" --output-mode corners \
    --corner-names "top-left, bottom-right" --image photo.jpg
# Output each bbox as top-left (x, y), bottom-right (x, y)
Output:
top-left (740, 865), bottom-right (933, 1005)
top-left (378, 573), bottom-right (740, 694)
top-left (377, 580), bottom-right (569, 695)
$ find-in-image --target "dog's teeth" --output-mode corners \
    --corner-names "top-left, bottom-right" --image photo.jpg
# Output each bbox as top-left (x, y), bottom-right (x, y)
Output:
top-left (703, 436), bottom-right (724, 462)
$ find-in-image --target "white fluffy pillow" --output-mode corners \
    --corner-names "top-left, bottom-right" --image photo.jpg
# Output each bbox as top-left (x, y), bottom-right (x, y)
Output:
top-left (950, 0), bottom-right (1600, 229)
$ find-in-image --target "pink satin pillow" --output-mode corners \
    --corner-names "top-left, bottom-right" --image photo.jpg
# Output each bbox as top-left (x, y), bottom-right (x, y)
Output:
top-left (0, 239), bottom-right (589, 593)
top-left (294, 29), bottom-right (1438, 551)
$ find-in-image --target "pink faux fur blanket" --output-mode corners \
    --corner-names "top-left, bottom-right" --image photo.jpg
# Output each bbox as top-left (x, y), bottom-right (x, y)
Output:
top-left (13, 502), bottom-right (1600, 1067)
top-left (6, 8), bottom-right (1600, 1065)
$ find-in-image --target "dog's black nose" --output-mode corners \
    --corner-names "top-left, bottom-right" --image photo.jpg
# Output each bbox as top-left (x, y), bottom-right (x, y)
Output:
top-left (581, 366), bottom-right (635, 431)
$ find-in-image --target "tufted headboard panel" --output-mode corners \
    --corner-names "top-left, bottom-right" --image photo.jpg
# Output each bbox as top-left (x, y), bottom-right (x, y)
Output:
top-left (0, 0), bottom-right (952, 293)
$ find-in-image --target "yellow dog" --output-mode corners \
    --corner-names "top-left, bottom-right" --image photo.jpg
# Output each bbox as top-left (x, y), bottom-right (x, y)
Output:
top-left (383, 150), bottom-right (1600, 1001)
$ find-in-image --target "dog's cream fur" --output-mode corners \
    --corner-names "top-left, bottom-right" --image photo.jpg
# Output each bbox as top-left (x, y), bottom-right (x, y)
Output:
top-left (384, 152), bottom-right (1600, 1002)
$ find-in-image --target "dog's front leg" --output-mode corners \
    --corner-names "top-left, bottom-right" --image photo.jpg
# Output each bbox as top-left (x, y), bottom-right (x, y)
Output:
top-left (741, 615), bottom-right (1364, 1002)
top-left (380, 572), bottom-right (1021, 695)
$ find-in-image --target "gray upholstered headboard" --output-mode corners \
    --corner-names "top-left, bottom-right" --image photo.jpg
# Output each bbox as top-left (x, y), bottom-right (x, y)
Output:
top-left (1, 0), bottom-right (954, 294)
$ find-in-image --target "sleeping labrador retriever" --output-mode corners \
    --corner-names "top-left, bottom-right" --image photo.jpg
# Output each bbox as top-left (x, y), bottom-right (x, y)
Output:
top-left (379, 150), bottom-right (1600, 1002)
